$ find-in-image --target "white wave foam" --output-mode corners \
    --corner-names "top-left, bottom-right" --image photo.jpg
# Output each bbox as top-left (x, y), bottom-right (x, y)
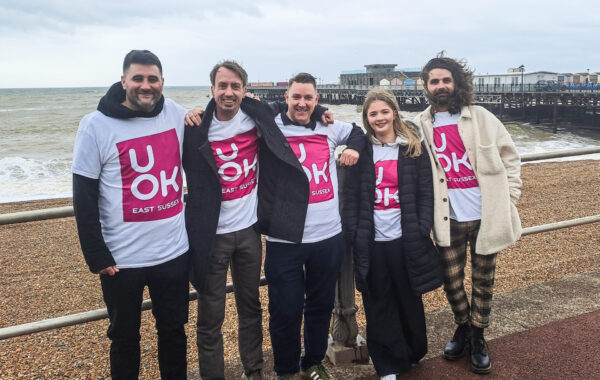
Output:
top-left (0, 157), bottom-right (72, 202)
top-left (0, 157), bottom-right (71, 181)
top-left (0, 105), bottom-right (81, 113)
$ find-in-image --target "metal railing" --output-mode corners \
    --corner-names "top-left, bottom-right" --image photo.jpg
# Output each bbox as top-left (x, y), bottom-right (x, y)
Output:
top-left (472, 83), bottom-right (600, 93)
top-left (1, 146), bottom-right (600, 341)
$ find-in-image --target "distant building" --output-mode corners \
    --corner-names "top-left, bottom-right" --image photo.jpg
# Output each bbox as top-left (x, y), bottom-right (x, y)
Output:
top-left (557, 73), bottom-right (572, 85)
top-left (473, 71), bottom-right (558, 87)
top-left (571, 73), bottom-right (591, 84)
top-left (248, 82), bottom-right (274, 87)
top-left (339, 64), bottom-right (421, 87)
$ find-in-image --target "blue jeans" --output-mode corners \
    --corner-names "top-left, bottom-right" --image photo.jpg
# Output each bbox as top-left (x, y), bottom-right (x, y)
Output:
top-left (265, 233), bottom-right (344, 376)
top-left (100, 252), bottom-right (190, 380)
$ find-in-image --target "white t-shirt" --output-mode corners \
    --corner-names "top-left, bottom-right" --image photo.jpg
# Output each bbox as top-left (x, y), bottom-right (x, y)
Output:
top-left (71, 99), bottom-right (189, 268)
top-left (267, 115), bottom-right (354, 244)
top-left (432, 112), bottom-right (482, 221)
top-left (208, 110), bottom-right (259, 234)
top-left (372, 144), bottom-right (402, 241)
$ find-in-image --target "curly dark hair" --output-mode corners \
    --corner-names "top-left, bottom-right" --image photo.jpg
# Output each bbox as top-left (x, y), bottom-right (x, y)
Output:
top-left (420, 52), bottom-right (473, 116)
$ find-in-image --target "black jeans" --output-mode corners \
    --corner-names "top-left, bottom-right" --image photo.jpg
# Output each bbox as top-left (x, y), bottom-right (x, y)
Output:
top-left (265, 233), bottom-right (344, 376)
top-left (100, 252), bottom-right (190, 380)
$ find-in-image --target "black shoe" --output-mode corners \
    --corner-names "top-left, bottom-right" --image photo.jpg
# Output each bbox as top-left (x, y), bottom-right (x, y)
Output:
top-left (470, 326), bottom-right (491, 374)
top-left (443, 322), bottom-right (470, 360)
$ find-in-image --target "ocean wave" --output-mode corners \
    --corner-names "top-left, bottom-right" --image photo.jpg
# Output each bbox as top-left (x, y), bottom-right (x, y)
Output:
top-left (0, 105), bottom-right (81, 113)
top-left (0, 157), bottom-right (72, 203)
top-left (0, 157), bottom-right (71, 182)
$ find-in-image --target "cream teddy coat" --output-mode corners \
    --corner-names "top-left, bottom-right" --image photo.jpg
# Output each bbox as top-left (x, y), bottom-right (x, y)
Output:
top-left (415, 105), bottom-right (522, 255)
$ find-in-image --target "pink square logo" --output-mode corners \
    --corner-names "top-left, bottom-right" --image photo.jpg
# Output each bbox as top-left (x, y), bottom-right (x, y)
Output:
top-left (433, 124), bottom-right (479, 189)
top-left (211, 128), bottom-right (259, 201)
top-left (374, 160), bottom-right (400, 210)
top-left (117, 129), bottom-right (183, 222)
top-left (286, 134), bottom-right (334, 204)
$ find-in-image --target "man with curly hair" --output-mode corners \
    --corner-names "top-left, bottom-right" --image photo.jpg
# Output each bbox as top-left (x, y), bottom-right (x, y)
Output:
top-left (415, 53), bottom-right (522, 374)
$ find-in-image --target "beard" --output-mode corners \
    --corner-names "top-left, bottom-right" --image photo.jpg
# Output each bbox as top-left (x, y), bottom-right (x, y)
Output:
top-left (427, 89), bottom-right (452, 106)
top-left (426, 88), bottom-right (464, 114)
top-left (127, 90), bottom-right (160, 112)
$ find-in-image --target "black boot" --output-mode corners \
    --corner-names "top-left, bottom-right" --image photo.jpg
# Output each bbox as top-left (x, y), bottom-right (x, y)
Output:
top-left (470, 325), bottom-right (491, 374)
top-left (443, 322), bottom-right (470, 360)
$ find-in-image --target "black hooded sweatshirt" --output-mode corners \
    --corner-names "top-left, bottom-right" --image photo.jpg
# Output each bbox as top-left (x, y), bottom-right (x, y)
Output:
top-left (72, 82), bottom-right (165, 273)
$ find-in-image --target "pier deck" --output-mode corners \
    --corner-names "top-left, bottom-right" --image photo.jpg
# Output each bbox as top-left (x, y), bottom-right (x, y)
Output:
top-left (248, 86), bottom-right (600, 128)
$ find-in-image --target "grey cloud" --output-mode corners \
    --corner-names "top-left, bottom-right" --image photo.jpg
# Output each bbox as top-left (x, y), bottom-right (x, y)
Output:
top-left (0, 0), bottom-right (265, 33)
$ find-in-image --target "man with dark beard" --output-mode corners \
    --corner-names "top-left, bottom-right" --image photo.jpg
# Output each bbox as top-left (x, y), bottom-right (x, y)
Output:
top-left (72, 50), bottom-right (189, 379)
top-left (415, 53), bottom-right (522, 374)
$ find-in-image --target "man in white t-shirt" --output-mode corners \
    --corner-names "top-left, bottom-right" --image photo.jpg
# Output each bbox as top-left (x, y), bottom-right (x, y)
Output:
top-left (415, 53), bottom-right (522, 374)
top-left (182, 61), bottom-right (337, 380)
top-left (72, 50), bottom-right (189, 379)
top-left (264, 73), bottom-right (365, 380)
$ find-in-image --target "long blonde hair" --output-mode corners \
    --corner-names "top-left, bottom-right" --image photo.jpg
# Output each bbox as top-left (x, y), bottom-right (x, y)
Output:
top-left (362, 88), bottom-right (422, 157)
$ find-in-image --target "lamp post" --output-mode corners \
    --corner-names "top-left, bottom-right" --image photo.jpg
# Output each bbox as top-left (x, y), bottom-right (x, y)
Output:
top-left (518, 65), bottom-right (525, 120)
top-left (519, 65), bottom-right (525, 92)
top-left (587, 68), bottom-right (590, 85)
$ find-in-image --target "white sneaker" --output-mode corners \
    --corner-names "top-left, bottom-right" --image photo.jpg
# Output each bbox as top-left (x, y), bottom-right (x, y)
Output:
top-left (380, 375), bottom-right (396, 380)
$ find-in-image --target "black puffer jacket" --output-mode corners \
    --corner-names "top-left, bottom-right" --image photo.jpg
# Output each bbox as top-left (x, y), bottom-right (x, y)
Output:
top-left (343, 128), bottom-right (443, 295)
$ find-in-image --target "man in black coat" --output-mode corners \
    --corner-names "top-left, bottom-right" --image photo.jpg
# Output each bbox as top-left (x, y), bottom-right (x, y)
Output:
top-left (182, 61), bottom-right (334, 380)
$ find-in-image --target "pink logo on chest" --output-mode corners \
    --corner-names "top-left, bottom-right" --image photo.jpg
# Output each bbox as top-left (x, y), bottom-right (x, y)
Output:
top-left (374, 160), bottom-right (400, 210)
top-left (211, 128), bottom-right (258, 201)
top-left (287, 134), bottom-right (334, 204)
top-left (117, 129), bottom-right (183, 222)
top-left (433, 124), bottom-right (479, 189)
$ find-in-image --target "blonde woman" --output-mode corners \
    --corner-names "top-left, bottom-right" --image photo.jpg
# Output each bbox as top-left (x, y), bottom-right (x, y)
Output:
top-left (343, 88), bottom-right (442, 379)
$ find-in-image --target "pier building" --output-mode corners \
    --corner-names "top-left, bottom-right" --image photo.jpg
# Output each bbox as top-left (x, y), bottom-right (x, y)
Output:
top-left (339, 64), bottom-right (421, 88)
top-left (473, 71), bottom-right (558, 87)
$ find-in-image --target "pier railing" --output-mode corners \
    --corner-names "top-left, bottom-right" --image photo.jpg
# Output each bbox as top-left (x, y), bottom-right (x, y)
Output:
top-left (1, 146), bottom-right (600, 347)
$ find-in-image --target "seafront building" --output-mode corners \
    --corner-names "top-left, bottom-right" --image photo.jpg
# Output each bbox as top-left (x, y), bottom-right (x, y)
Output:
top-left (337, 64), bottom-right (593, 89)
top-left (247, 63), bottom-right (598, 90)
top-left (338, 64), bottom-right (422, 88)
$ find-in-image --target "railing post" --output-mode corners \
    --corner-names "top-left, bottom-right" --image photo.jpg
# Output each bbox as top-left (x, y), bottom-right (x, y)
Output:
top-left (553, 104), bottom-right (558, 133)
top-left (327, 165), bottom-right (369, 365)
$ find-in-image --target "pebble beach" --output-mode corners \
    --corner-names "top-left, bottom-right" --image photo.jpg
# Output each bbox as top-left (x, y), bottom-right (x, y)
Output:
top-left (1, 159), bottom-right (599, 379)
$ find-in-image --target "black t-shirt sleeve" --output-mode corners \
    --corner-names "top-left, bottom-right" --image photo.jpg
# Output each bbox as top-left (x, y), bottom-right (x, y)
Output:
top-left (72, 173), bottom-right (116, 273)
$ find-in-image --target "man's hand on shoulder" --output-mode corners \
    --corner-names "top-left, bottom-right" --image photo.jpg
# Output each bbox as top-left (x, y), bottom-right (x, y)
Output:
top-left (99, 265), bottom-right (119, 276)
top-left (185, 108), bottom-right (204, 127)
top-left (339, 148), bottom-right (359, 166)
top-left (321, 110), bottom-right (334, 126)
top-left (245, 92), bottom-right (261, 101)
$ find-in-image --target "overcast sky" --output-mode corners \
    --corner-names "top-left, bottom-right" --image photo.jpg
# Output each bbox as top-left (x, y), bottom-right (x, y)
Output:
top-left (1, 0), bottom-right (597, 88)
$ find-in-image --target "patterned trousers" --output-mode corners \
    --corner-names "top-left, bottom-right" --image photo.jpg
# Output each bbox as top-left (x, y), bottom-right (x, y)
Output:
top-left (439, 219), bottom-right (498, 328)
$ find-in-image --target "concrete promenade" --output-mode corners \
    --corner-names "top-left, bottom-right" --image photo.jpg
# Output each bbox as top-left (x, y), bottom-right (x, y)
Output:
top-left (187, 269), bottom-right (600, 379)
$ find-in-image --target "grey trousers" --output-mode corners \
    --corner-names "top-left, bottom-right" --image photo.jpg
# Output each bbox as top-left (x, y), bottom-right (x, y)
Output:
top-left (196, 225), bottom-right (263, 380)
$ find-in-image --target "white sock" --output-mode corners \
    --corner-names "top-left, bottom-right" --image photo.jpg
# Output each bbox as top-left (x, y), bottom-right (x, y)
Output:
top-left (380, 375), bottom-right (395, 380)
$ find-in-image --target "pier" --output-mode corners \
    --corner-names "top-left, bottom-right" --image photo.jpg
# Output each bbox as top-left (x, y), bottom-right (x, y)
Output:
top-left (248, 85), bottom-right (600, 129)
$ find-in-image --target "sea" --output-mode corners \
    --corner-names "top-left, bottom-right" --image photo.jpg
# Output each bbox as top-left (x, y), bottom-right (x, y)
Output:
top-left (1, 86), bottom-right (600, 203)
